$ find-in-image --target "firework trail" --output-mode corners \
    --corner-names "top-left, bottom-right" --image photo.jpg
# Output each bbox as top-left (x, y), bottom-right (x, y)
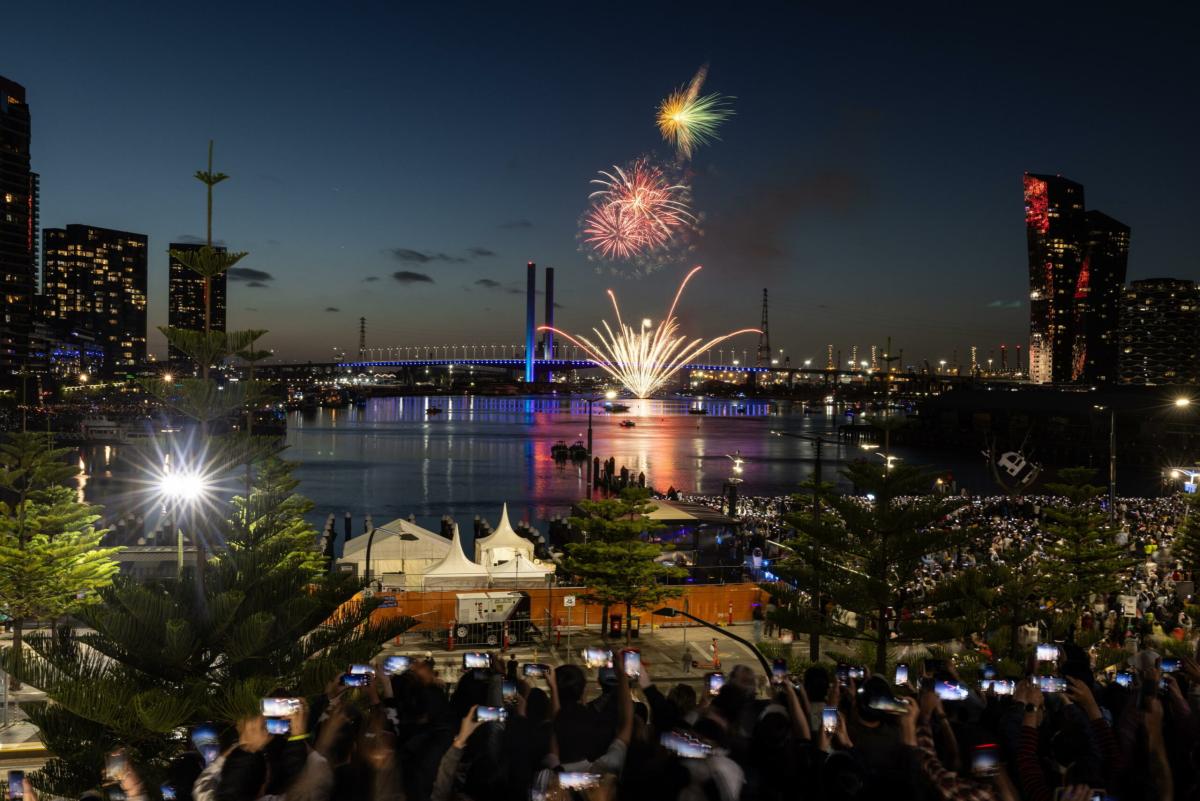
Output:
top-left (540, 265), bottom-right (759, 398)
top-left (657, 64), bottom-right (734, 160)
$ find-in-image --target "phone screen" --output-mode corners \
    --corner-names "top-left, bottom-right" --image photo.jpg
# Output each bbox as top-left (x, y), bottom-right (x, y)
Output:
top-left (161, 784), bottom-right (176, 801)
top-left (1161, 658), bottom-right (1180, 673)
top-left (986, 679), bottom-right (1015, 696)
top-left (522, 663), bottom-right (547, 678)
top-left (772, 659), bottom-right (788, 684)
top-left (475, 705), bottom-right (507, 723)
top-left (383, 655), bottom-right (411, 674)
top-left (867, 695), bottom-right (909, 714)
top-left (706, 672), bottom-right (725, 696)
top-left (261, 698), bottom-right (300, 718)
top-left (558, 772), bottom-right (601, 790)
top-left (821, 707), bottom-right (838, 734)
top-left (348, 663), bottom-right (374, 676)
top-left (199, 744), bottom-right (220, 766)
top-left (582, 647), bottom-right (611, 668)
top-left (622, 650), bottom-right (641, 678)
top-left (1036, 676), bottom-right (1067, 693)
top-left (1114, 671), bottom-right (1133, 688)
top-left (847, 666), bottom-right (865, 680)
top-left (266, 717), bottom-right (291, 735)
top-left (972, 744), bottom-right (999, 777)
top-left (8, 771), bottom-right (25, 801)
top-left (463, 652), bottom-right (489, 670)
top-left (104, 751), bottom-right (127, 783)
top-left (894, 664), bottom-right (909, 685)
top-left (191, 723), bottom-right (218, 748)
top-left (934, 680), bottom-right (968, 701)
top-left (1036, 643), bottom-right (1060, 661)
top-left (340, 672), bottom-right (371, 687)
top-left (981, 663), bottom-right (997, 680)
top-left (501, 679), bottom-right (518, 703)
top-left (660, 731), bottom-right (712, 759)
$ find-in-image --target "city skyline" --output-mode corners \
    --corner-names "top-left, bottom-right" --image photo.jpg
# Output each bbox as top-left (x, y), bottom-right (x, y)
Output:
top-left (5, 3), bottom-right (1200, 363)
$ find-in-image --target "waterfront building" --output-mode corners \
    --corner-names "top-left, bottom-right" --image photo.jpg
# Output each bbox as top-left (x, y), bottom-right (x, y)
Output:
top-left (1024, 173), bottom-right (1127, 384)
top-left (0, 76), bottom-right (37, 374)
top-left (42, 224), bottom-right (149, 370)
top-left (1118, 278), bottom-right (1200, 385)
top-left (168, 242), bottom-right (227, 365)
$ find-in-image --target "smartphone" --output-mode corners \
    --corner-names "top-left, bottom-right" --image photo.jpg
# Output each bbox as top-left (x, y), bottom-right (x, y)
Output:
top-left (1114, 671), bottom-right (1134, 688)
top-left (769, 658), bottom-right (788, 685)
top-left (1161, 657), bottom-right (1180, 673)
top-left (161, 785), bottom-right (176, 801)
top-left (262, 697), bottom-right (301, 719)
top-left (972, 744), bottom-right (999, 777)
top-left (866, 695), bottom-right (909, 715)
top-left (522, 663), bottom-right (549, 679)
top-left (558, 772), bottom-right (601, 790)
top-left (191, 723), bottom-right (218, 748)
top-left (597, 666), bottom-right (617, 686)
top-left (981, 664), bottom-right (997, 680)
top-left (847, 666), bottom-right (865, 680)
top-left (622, 650), bottom-right (642, 678)
top-left (894, 664), bottom-right (909, 685)
top-left (1036, 643), bottom-right (1060, 662)
top-left (660, 731), bottom-right (712, 759)
top-left (266, 717), bottom-right (291, 735)
top-left (934, 680), bottom-right (969, 701)
top-left (582, 647), bottom-right (611, 668)
top-left (340, 672), bottom-right (371, 688)
top-left (706, 672), bottom-right (725, 696)
top-left (107, 789), bottom-right (127, 801)
top-left (199, 744), bottom-right (220, 766)
top-left (475, 705), bottom-right (507, 723)
top-left (1036, 676), bottom-right (1068, 693)
top-left (104, 750), bottom-right (127, 784)
top-left (8, 771), bottom-right (24, 801)
top-left (501, 679), bottom-right (518, 703)
top-left (981, 679), bottom-right (1015, 696)
top-left (383, 655), bottom-right (411, 675)
top-left (821, 707), bottom-right (839, 734)
top-left (462, 652), bottom-right (489, 670)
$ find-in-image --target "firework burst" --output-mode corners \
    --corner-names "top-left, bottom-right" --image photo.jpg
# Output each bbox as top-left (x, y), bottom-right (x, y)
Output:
top-left (540, 265), bottom-right (758, 398)
top-left (580, 158), bottom-right (695, 266)
top-left (657, 65), bottom-right (734, 160)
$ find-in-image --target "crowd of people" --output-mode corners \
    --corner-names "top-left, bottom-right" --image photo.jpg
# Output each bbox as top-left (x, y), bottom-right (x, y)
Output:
top-left (13, 644), bottom-right (1200, 801)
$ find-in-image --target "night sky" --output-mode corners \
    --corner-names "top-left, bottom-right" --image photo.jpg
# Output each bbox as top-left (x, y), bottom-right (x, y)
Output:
top-left (6, 2), bottom-right (1199, 364)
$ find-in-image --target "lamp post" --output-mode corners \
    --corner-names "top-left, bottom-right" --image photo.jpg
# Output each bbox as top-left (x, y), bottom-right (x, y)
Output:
top-left (770, 430), bottom-right (838, 660)
top-left (158, 465), bottom-right (211, 577)
top-left (365, 527), bottom-right (417, 585)
top-left (584, 391), bottom-right (617, 499)
top-left (1095, 396), bottom-right (1192, 526)
top-left (652, 607), bottom-right (772, 678)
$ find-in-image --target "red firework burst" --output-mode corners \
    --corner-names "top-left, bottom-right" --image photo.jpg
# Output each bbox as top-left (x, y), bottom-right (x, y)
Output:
top-left (582, 159), bottom-right (694, 260)
top-left (581, 201), bottom-right (645, 260)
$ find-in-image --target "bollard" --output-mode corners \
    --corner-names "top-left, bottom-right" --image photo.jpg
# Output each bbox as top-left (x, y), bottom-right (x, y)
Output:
top-left (447, 619), bottom-right (456, 651)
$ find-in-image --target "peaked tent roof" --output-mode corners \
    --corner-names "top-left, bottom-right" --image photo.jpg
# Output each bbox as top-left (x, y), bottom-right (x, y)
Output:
top-left (474, 503), bottom-right (535, 561)
top-left (487, 551), bottom-right (552, 579)
top-left (424, 523), bottom-right (490, 578)
top-left (342, 517), bottom-right (449, 562)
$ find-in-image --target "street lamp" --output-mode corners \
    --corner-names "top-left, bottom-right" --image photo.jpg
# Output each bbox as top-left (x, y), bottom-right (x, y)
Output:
top-left (1095, 396), bottom-right (1193, 526)
top-left (158, 466), bottom-right (211, 576)
top-left (770, 430), bottom-right (838, 660)
top-left (653, 607), bottom-right (772, 678)
top-left (584, 391), bottom-right (618, 499)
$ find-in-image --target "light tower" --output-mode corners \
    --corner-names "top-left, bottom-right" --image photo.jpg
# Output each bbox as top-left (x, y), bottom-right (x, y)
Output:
top-left (755, 288), bottom-right (771, 367)
top-left (359, 317), bottom-right (366, 360)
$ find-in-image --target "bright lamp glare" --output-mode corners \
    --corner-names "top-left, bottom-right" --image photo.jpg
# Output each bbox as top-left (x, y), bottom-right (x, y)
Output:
top-left (159, 470), bottom-right (208, 502)
top-left (1175, 397), bottom-right (1191, 407)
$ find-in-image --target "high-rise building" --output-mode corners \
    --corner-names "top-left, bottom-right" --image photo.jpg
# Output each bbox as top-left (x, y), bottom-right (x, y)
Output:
top-left (1118, 278), bottom-right (1200, 386)
top-left (168, 243), bottom-right (227, 364)
top-left (42, 225), bottom-right (149, 370)
top-left (1023, 173), bottom-right (1128, 384)
top-left (0, 76), bottom-right (37, 375)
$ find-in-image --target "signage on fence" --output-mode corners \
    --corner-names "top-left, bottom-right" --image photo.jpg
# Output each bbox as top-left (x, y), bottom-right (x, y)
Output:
top-left (563, 595), bottom-right (576, 607)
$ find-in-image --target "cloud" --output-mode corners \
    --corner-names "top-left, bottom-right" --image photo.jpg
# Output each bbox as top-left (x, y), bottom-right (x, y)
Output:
top-left (325, 306), bottom-right (340, 312)
top-left (392, 271), bottom-right (434, 284)
top-left (387, 248), bottom-right (465, 264)
top-left (986, 300), bottom-right (1023, 309)
top-left (363, 275), bottom-right (380, 282)
top-left (475, 278), bottom-right (502, 289)
top-left (468, 246), bottom-right (497, 258)
top-left (500, 219), bottom-right (533, 229)
top-left (246, 281), bottom-right (268, 288)
top-left (228, 267), bottom-right (274, 282)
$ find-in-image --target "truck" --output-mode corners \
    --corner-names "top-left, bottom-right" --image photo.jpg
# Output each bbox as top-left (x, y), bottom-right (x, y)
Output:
top-left (452, 591), bottom-right (539, 647)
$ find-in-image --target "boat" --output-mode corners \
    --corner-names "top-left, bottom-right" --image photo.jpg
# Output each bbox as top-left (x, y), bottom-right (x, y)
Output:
top-left (79, 416), bottom-right (158, 444)
top-left (568, 441), bottom-right (589, 459)
top-left (605, 402), bottom-right (630, 413)
top-left (619, 420), bottom-right (636, 428)
top-left (426, 407), bottom-right (443, 416)
top-left (688, 408), bottom-right (708, 416)
top-left (551, 440), bottom-right (570, 460)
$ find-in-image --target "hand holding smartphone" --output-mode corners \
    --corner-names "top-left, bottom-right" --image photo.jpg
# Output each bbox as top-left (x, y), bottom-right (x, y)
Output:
top-left (8, 771), bottom-right (25, 801)
top-left (706, 672), bottom-right (725, 696)
top-left (821, 707), bottom-right (839, 735)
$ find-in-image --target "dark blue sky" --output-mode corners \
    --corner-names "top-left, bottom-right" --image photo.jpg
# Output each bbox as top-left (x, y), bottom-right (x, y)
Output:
top-left (7, 2), bottom-right (1198, 363)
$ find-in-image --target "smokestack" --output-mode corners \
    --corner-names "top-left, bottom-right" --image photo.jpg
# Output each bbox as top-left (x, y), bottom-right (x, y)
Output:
top-left (544, 266), bottom-right (555, 382)
top-left (525, 262), bottom-right (536, 383)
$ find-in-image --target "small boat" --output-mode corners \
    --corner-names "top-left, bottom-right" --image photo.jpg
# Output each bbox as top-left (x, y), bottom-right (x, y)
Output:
top-left (605, 402), bottom-right (630, 413)
top-left (619, 420), bottom-right (636, 428)
top-left (688, 408), bottom-right (708, 416)
top-left (551, 440), bottom-right (570, 459)
top-left (569, 441), bottom-right (589, 459)
top-left (426, 407), bottom-right (442, 416)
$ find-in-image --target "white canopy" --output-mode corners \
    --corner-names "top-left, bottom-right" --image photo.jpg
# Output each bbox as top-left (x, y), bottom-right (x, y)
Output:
top-left (487, 552), bottom-right (552, 586)
top-left (423, 524), bottom-right (490, 588)
top-left (474, 503), bottom-right (536, 566)
top-left (341, 517), bottom-right (449, 578)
